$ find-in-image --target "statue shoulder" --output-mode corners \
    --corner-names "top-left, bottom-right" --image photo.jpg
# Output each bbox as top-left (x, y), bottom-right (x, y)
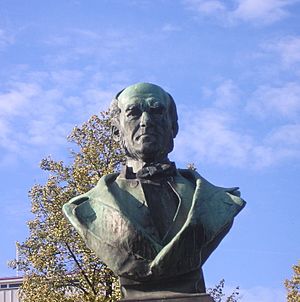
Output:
top-left (176, 168), bottom-right (212, 189)
top-left (177, 168), bottom-right (201, 184)
top-left (62, 172), bottom-right (121, 233)
top-left (177, 168), bottom-right (243, 199)
top-left (63, 172), bottom-right (120, 214)
top-left (90, 172), bottom-right (119, 196)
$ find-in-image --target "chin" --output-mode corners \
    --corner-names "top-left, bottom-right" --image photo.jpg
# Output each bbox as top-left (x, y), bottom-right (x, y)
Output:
top-left (125, 142), bottom-right (169, 162)
top-left (140, 149), bottom-right (169, 163)
top-left (131, 149), bottom-right (159, 163)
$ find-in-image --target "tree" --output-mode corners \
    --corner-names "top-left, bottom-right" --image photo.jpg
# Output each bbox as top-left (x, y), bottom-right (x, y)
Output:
top-left (10, 113), bottom-right (124, 302)
top-left (207, 279), bottom-right (240, 302)
top-left (285, 261), bottom-right (300, 302)
top-left (9, 111), bottom-right (242, 302)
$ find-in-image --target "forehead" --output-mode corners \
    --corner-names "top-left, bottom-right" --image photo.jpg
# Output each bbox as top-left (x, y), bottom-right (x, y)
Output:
top-left (118, 91), bottom-right (169, 110)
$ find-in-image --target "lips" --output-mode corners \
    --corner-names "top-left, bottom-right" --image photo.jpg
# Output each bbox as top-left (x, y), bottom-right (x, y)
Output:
top-left (135, 131), bottom-right (157, 140)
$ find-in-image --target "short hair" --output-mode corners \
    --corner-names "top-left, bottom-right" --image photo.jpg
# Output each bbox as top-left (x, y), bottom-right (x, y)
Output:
top-left (109, 88), bottom-right (179, 138)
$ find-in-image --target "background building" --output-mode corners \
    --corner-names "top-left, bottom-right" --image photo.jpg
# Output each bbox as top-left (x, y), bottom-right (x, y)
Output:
top-left (0, 277), bottom-right (22, 302)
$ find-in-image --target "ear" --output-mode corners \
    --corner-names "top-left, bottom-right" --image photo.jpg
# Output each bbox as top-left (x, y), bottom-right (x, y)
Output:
top-left (166, 93), bottom-right (178, 139)
top-left (172, 123), bottom-right (178, 138)
top-left (111, 124), bottom-right (120, 142)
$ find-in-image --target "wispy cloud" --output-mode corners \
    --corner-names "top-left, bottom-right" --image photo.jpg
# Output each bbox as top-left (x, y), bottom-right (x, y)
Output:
top-left (161, 23), bottom-right (182, 32)
top-left (233, 0), bottom-right (298, 24)
top-left (0, 82), bottom-right (42, 156)
top-left (0, 82), bottom-right (40, 116)
top-left (183, 0), bottom-right (299, 25)
top-left (246, 82), bottom-right (300, 119)
top-left (262, 35), bottom-right (300, 66)
top-left (175, 107), bottom-right (254, 167)
top-left (202, 79), bottom-right (241, 108)
top-left (44, 28), bottom-right (134, 64)
top-left (0, 119), bottom-right (9, 146)
top-left (174, 79), bottom-right (300, 169)
top-left (2, 72), bottom-right (298, 170)
top-left (0, 28), bottom-right (14, 50)
top-left (267, 124), bottom-right (300, 146)
top-left (184, 0), bottom-right (226, 14)
top-left (0, 69), bottom-right (124, 165)
top-left (0, 26), bottom-right (142, 165)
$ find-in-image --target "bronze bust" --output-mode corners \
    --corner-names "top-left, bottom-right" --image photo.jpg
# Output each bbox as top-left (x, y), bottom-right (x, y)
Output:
top-left (63, 83), bottom-right (246, 300)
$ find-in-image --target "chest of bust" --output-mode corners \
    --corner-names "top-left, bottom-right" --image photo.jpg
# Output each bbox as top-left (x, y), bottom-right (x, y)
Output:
top-left (65, 170), bottom-right (245, 280)
top-left (113, 175), bottom-right (195, 244)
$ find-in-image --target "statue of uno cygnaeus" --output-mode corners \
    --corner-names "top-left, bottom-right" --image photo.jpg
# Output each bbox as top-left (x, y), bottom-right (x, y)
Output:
top-left (63, 83), bottom-right (246, 301)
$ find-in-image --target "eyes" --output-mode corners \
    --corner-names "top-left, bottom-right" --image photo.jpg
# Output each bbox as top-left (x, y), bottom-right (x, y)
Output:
top-left (126, 106), bottom-right (142, 117)
top-left (150, 106), bottom-right (164, 115)
top-left (126, 105), bottom-right (165, 118)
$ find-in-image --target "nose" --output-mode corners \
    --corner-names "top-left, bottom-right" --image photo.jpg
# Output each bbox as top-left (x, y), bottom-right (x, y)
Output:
top-left (140, 111), bottom-right (152, 127)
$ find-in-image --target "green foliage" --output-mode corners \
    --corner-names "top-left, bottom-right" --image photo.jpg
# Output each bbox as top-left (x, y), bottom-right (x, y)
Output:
top-left (285, 261), bottom-right (300, 302)
top-left (207, 279), bottom-right (240, 302)
top-left (10, 113), bottom-right (124, 301)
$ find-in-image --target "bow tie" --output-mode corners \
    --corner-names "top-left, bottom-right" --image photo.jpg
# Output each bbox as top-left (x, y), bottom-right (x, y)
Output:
top-left (123, 162), bottom-right (177, 181)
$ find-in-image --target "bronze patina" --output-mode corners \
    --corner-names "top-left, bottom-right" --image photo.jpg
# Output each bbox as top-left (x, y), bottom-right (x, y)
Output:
top-left (63, 83), bottom-right (246, 300)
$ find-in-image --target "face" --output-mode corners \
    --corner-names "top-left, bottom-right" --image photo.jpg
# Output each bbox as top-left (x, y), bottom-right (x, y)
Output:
top-left (117, 85), bottom-right (174, 163)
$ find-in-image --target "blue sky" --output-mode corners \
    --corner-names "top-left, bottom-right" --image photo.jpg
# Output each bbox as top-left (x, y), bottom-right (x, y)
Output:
top-left (0, 0), bottom-right (300, 301)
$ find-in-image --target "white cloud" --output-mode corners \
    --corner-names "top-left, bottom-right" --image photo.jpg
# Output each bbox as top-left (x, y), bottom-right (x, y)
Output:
top-left (0, 119), bottom-right (9, 143)
top-left (81, 88), bottom-right (115, 115)
top-left (44, 28), bottom-right (134, 64)
top-left (247, 82), bottom-right (300, 119)
top-left (161, 24), bottom-right (182, 32)
top-left (233, 0), bottom-right (297, 24)
top-left (174, 80), bottom-right (300, 169)
top-left (0, 29), bottom-right (135, 164)
top-left (251, 143), bottom-right (300, 168)
top-left (1, 64), bottom-right (298, 170)
top-left (50, 69), bottom-right (84, 87)
top-left (200, 80), bottom-right (240, 108)
top-left (175, 107), bottom-right (254, 167)
top-left (0, 67), bottom-right (128, 164)
top-left (257, 123), bottom-right (300, 165)
top-left (0, 83), bottom-right (40, 116)
top-left (175, 106), bottom-right (300, 169)
top-left (267, 124), bottom-right (300, 146)
top-left (0, 81), bottom-right (68, 158)
top-left (263, 36), bottom-right (300, 66)
top-left (183, 0), bottom-right (298, 25)
top-left (211, 80), bottom-right (240, 108)
top-left (0, 29), bottom-right (14, 50)
top-left (184, 0), bottom-right (226, 14)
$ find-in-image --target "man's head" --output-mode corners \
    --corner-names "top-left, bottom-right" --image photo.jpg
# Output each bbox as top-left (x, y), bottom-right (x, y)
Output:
top-left (110, 83), bottom-right (178, 163)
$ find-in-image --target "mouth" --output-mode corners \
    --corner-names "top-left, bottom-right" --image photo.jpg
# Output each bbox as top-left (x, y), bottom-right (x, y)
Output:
top-left (136, 132), bottom-right (156, 140)
top-left (135, 133), bottom-right (157, 143)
